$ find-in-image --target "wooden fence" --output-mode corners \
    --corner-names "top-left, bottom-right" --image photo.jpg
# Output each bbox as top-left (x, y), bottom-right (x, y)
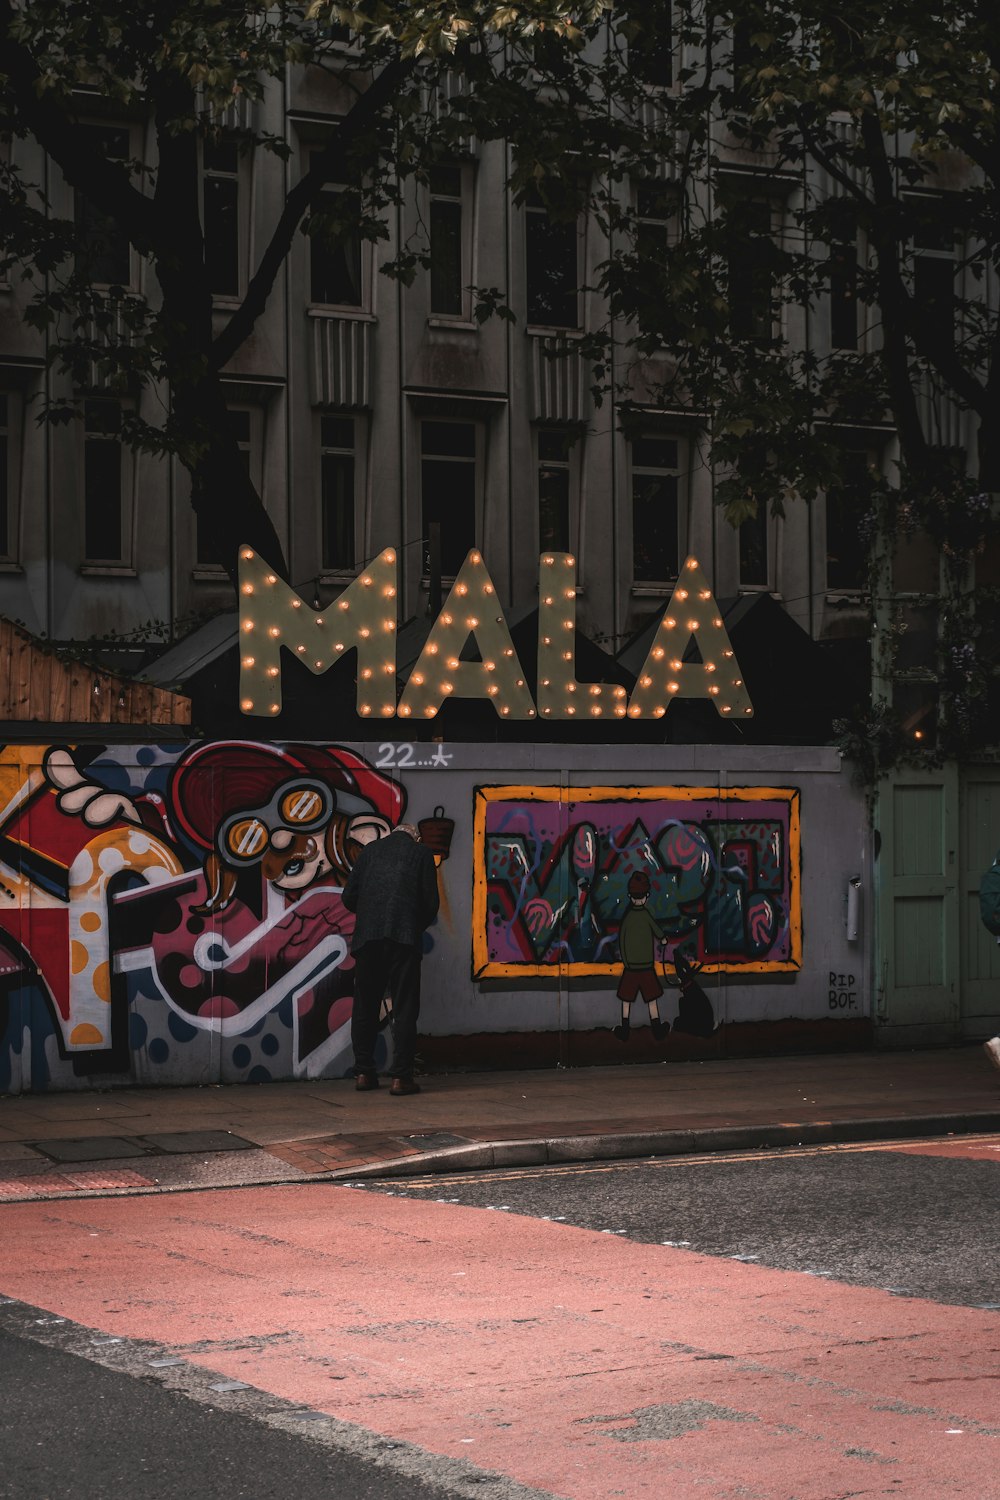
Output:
top-left (0, 617), bottom-right (191, 727)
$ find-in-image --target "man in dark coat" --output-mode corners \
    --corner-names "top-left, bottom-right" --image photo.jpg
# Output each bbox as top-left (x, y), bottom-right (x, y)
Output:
top-left (342, 824), bottom-right (439, 1095)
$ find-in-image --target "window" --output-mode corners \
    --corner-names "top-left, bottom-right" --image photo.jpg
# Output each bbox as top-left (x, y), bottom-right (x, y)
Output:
top-left (537, 430), bottom-right (573, 553)
top-left (728, 198), bottom-right (774, 342)
top-left (739, 504), bottom-right (769, 588)
top-left (635, 180), bottom-right (677, 269)
top-left (421, 420), bottom-right (477, 577)
top-left (826, 450), bottom-right (870, 592)
top-left (629, 1), bottom-right (673, 87)
top-left (829, 203), bottom-right (859, 351)
top-left (83, 399), bottom-right (124, 562)
top-left (309, 152), bottom-right (363, 308)
top-left (203, 139), bottom-right (241, 299)
top-left (320, 416), bottom-right (356, 571)
top-left (429, 164), bottom-right (465, 317)
top-left (911, 200), bottom-right (955, 350)
top-left (631, 435), bottom-right (680, 582)
top-left (0, 394), bottom-right (9, 557)
top-left (196, 409), bottom-right (253, 566)
top-left (525, 192), bottom-right (578, 329)
top-left (75, 127), bottom-right (131, 287)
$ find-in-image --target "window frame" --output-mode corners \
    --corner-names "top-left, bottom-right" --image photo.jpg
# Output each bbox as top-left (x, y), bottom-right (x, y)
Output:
top-left (419, 416), bottom-right (483, 580)
top-left (725, 194), bottom-right (780, 345)
top-left (201, 135), bottom-right (247, 304)
top-left (306, 147), bottom-right (368, 314)
top-left (824, 447), bottom-right (875, 598)
top-left (427, 160), bottom-right (477, 323)
top-left (192, 404), bottom-right (264, 579)
top-left (73, 123), bottom-right (137, 292)
top-left (524, 191), bottom-right (582, 333)
top-left (628, 431), bottom-right (685, 590)
top-left (79, 396), bottom-right (135, 572)
top-left (536, 426), bottom-right (581, 557)
top-left (0, 391), bottom-right (21, 566)
top-left (318, 412), bottom-right (361, 580)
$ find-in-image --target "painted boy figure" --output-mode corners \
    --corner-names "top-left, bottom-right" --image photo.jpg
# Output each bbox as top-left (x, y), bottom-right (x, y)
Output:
top-left (614, 870), bottom-right (669, 1042)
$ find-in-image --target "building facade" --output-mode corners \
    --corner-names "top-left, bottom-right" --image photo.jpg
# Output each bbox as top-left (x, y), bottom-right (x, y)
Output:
top-left (0, 28), bottom-right (998, 1091)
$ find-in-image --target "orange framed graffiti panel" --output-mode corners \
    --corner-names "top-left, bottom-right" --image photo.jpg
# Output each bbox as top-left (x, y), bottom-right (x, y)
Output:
top-left (473, 784), bottom-right (802, 979)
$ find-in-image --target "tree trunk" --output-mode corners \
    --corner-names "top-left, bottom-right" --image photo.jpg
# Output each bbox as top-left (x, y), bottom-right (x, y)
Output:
top-left (150, 81), bottom-right (288, 586)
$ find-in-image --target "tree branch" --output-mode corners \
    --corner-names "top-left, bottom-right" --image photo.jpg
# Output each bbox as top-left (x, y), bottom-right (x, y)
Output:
top-left (0, 0), bottom-right (158, 253)
top-left (211, 54), bottom-right (414, 370)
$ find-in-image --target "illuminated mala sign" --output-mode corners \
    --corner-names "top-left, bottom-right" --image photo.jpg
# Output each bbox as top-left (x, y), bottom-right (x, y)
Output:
top-left (237, 546), bottom-right (752, 721)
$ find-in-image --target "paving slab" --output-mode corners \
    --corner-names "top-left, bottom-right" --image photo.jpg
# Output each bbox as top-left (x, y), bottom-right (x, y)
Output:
top-left (0, 1045), bottom-right (997, 1198)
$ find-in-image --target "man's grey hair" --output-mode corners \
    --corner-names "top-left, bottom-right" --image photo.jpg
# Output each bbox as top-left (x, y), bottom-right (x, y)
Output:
top-left (393, 822), bottom-right (421, 841)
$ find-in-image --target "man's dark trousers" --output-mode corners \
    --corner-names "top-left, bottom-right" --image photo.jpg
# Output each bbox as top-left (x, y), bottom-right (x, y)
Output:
top-left (351, 939), bottom-right (422, 1080)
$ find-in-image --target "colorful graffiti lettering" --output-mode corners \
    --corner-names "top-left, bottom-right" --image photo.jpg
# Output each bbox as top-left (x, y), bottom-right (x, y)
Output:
top-left (472, 785), bottom-right (801, 979)
top-left (0, 742), bottom-right (412, 1091)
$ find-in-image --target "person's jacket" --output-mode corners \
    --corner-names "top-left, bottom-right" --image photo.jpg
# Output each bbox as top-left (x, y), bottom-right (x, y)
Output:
top-left (342, 831), bottom-right (439, 953)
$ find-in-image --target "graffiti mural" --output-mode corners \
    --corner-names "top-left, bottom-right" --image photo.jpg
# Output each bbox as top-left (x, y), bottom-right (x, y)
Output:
top-left (0, 742), bottom-right (418, 1091)
top-left (473, 785), bottom-right (801, 979)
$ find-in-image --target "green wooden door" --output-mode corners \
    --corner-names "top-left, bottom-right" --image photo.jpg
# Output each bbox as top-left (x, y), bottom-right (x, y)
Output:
top-left (877, 768), bottom-right (960, 1035)
top-left (959, 771), bottom-right (1000, 1036)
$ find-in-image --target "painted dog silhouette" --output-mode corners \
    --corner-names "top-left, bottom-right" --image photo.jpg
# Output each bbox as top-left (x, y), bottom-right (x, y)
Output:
top-left (667, 950), bottom-right (716, 1038)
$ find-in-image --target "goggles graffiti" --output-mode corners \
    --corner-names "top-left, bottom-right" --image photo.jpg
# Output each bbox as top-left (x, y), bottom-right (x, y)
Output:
top-left (217, 780), bottom-right (334, 865)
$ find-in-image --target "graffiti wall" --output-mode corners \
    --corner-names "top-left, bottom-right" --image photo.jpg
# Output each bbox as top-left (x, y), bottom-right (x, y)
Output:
top-left (474, 785), bottom-right (800, 979)
top-left (0, 742), bottom-right (869, 1093)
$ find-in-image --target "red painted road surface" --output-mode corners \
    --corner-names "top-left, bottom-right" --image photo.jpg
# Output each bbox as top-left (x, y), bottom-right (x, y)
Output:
top-left (3, 1185), bottom-right (999, 1499)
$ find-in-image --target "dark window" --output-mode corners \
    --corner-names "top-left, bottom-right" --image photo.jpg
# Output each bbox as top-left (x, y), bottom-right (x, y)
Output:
top-left (630, 2), bottom-right (673, 87)
top-left (739, 505), bottom-right (768, 587)
top-left (728, 198), bottom-right (774, 341)
top-left (429, 164), bottom-right (464, 316)
top-left (0, 394), bottom-right (9, 556)
top-left (731, 16), bottom-right (755, 99)
top-left (525, 193), bottom-right (578, 328)
top-left (911, 200), bottom-right (956, 350)
top-left (538, 430), bottom-right (572, 553)
top-left (636, 181), bottom-right (675, 267)
top-left (310, 152), bottom-right (363, 307)
top-left (197, 409), bottom-right (251, 566)
top-left (203, 140), bottom-right (240, 298)
top-left (632, 435), bottom-right (679, 582)
top-left (421, 420), bottom-right (477, 576)
top-left (84, 400), bottom-right (123, 561)
top-left (826, 451), bottom-right (870, 592)
top-left (913, 256), bottom-right (954, 350)
top-left (829, 204), bottom-right (859, 351)
top-left (75, 127), bottom-right (131, 286)
top-left (320, 416), bottom-right (355, 571)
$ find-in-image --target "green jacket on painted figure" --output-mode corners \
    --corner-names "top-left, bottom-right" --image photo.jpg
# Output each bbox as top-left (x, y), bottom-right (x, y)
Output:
top-left (618, 906), bottom-right (666, 970)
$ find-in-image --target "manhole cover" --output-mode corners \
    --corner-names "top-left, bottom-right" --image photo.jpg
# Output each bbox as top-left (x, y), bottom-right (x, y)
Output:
top-left (29, 1137), bottom-right (153, 1163)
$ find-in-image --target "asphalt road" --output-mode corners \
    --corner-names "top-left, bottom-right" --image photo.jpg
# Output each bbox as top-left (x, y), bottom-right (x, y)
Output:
top-left (359, 1135), bottom-right (1000, 1308)
top-left (0, 1322), bottom-right (479, 1500)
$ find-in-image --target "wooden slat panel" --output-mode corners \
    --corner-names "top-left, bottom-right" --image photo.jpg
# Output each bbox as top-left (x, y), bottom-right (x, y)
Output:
top-left (111, 681), bottom-right (133, 724)
top-left (48, 654), bottom-right (71, 724)
top-left (149, 688), bottom-right (174, 725)
top-left (0, 616), bottom-right (192, 728)
top-left (0, 620), bottom-right (13, 716)
top-left (9, 630), bottom-right (32, 720)
top-left (27, 649), bottom-right (52, 721)
top-left (67, 660), bottom-right (93, 721)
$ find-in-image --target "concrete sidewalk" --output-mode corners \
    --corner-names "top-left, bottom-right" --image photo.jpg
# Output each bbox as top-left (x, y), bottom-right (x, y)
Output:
top-left (1, 1046), bottom-right (998, 1202)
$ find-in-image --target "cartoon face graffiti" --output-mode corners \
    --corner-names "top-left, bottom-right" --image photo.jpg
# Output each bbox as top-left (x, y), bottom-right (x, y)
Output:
top-left (0, 741), bottom-right (412, 1087)
top-left (163, 742), bottom-right (403, 914)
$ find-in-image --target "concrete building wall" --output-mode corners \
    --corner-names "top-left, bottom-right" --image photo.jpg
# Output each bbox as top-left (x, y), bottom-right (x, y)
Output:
top-left (0, 58), bottom-right (933, 660)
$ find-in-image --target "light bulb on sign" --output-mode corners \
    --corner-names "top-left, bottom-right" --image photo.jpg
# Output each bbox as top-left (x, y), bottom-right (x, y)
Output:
top-left (627, 556), bottom-right (753, 720)
top-left (237, 543), bottom-right (398, 718)
top-left (397, 548), bottom-right (535, 721)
